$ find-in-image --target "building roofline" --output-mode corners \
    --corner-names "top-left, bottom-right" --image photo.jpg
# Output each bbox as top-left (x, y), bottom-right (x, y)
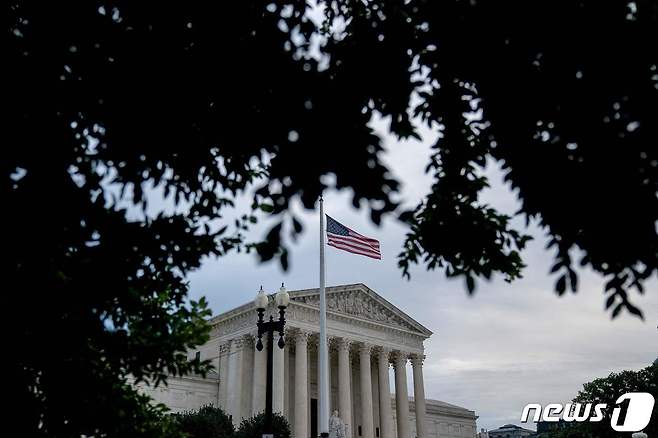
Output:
top-left (208, 283), bottom-right (433, 337)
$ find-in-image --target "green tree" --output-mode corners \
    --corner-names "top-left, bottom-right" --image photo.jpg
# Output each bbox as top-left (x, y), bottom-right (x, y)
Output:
top-left (558, 364), bottom-right (657, 438)
top-left (5, 0), bottom-right (658, 436)
top-left (174, 405), bottom-right (235, 438)
top-left (234, 412), bottom-right (291, 438)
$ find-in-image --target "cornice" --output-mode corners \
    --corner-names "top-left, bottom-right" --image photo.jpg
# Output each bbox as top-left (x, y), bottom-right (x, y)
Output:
top-left (208, 284), bottom-right (432, 346)
top-left (289, 300), bottom-right (427, 339)
top-left (411, 399), bottom-right (477, 420)
top-left (288, 283), bottom-right (433, 337)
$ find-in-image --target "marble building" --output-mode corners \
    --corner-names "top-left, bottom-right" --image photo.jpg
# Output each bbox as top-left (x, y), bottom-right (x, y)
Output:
top-left (139, 283), bottom-right (477, 438)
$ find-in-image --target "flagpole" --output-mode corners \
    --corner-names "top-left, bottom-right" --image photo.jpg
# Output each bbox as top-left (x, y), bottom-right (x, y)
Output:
top-left (319, 195), bottom-right (330, 438)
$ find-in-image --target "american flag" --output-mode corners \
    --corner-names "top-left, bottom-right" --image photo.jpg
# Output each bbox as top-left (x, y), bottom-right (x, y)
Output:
top-left (326, 215), bottom-right (381, 260)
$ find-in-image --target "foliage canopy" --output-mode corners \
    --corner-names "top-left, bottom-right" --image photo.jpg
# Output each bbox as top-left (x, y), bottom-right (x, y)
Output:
top-left (174, 405), bottom-right (235, 438)
top-left (234, 412), bottom-right (292, 438)
top-left (556, 364), bottom-right (657, 438)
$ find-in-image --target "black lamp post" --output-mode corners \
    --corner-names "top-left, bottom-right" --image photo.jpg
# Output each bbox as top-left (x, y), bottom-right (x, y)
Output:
top-left (254, 284), bottom-right (290, 437)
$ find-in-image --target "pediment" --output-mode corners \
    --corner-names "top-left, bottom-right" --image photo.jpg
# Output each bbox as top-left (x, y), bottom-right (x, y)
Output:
top-left (289, 284), bottom-right (431, 337)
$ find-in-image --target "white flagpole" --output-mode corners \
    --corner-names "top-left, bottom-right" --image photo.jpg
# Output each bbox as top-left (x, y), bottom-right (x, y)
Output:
top-left (319, 195), bottom-right (330, 437)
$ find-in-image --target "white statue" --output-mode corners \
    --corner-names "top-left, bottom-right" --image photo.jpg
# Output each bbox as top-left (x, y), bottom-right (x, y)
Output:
top-left (329, 410), bottom-right (347, 438)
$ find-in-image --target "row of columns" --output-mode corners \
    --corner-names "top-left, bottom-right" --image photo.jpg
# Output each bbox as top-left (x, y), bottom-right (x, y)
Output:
top-left (218, 331), bottom-right (427, 438)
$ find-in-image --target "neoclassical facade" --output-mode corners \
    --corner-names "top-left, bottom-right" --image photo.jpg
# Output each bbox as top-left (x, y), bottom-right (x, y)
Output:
top-left (139, 283), bottom-right (477, 438)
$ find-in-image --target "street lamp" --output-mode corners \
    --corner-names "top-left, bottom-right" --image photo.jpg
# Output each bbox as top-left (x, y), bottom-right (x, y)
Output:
top-left (254, 283), bottom-right (290, 437)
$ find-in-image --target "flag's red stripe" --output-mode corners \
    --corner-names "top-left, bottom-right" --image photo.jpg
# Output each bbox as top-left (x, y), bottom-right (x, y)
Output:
top-left (346, 229), bottom-right (379, 244)
top-left (329, 230), bottom-right (380, 247)
top-left (327, 235), bottom-right (379, 253)
top-left (328, 245), bottom-right (380, 260)
top-left (328, 233), bottom-right (380, 251)
top-left (327, 238), bottom-right (381, 257)
top-left (328, 241), bottom-right (381, 259)
top-left (347, 233), bottom-right (380, 249)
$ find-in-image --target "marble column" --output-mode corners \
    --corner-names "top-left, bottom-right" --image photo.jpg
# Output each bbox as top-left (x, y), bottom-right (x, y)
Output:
top-left (359, 343), bottom-right (375, 438)
top-left (411, 354), bottom-right (427, 438)
top-left (393, 352), bottom-right (411, 438)
top-left (240, 335), bottom-right (254, 418)
top-left (377, 348), bottom-right (393, 438)
top-left (294, 331), bottom-right (310, 438)
top-left (273, 331), bottom-right (285, 414)
top-left (218, 342), bottom-right (230, 410)
top-left (227, 338), bottom-right (245, 423)
top-left (284, 341), bottom-right (291, 417)
top-left (252, 334), bottom-right (267, 415)
top-left (337, 338), bottom-right (353, 437)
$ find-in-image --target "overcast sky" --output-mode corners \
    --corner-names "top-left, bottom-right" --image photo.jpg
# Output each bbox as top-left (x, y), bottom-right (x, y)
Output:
top-left (183, 119), bottom-right (658, 432)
